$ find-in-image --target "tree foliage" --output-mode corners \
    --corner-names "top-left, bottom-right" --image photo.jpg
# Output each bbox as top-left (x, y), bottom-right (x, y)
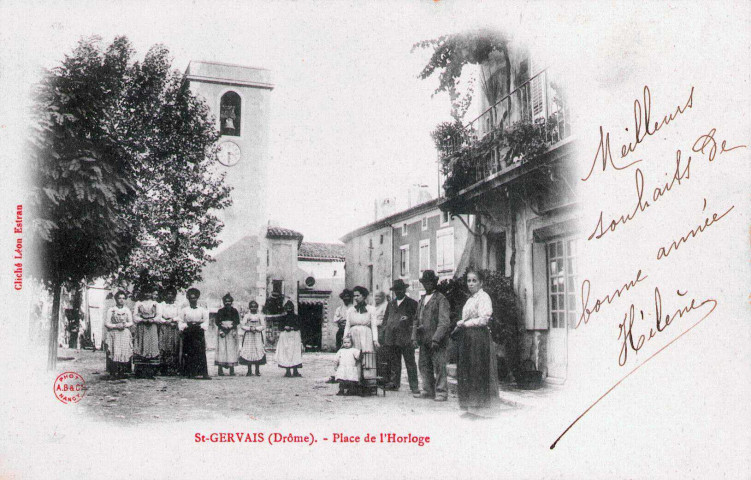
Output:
top-left (413, 29), bottom-right (510, 120)
top-left (29, 36), bottom-right (140, 289)
top-left (107, 42), bottom-right (231, 293)
top-left (29, 35), bottom-right (231, 294)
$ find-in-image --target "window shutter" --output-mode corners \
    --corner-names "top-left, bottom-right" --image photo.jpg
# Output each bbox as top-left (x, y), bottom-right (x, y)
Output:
top-left (529, 57), bottom-right (547, 122)
top-left (531, 241), bottom-right (549, 330)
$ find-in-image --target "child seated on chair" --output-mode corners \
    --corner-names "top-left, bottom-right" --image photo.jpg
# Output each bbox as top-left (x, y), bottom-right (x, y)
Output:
top-left (335, 336), bottom-right (361, 396)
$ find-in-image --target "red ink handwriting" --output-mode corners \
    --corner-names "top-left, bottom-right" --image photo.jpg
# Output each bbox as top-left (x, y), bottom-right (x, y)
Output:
top-left (588, 151), bottom-right (691, 241)
top-left (578, 270), bottom-right (648, 329)
top-left (617, 287), bottom-right (716, 367)
top-left (691, 127), bottom-right (747, 162)
top-left (581, 85), bottom-right (694, 181)
top-left (551, 290), bottom-right (717, 449)
top-left (657, 198), bottom-right (735, 259)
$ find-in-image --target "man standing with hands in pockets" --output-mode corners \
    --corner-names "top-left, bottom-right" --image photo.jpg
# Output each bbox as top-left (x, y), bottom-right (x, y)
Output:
top-left (381, 279), bottom-right (419, 394)
top-left (412, 270), bottom-right (451, 401)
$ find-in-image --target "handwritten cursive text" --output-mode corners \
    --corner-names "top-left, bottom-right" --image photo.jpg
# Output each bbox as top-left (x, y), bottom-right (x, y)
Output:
top-left (656, 198), bottom-right (735, 259)
top-left (581, 85), bottom-right (694, 181)
top-left (578, 270), bottom-right (648, 328)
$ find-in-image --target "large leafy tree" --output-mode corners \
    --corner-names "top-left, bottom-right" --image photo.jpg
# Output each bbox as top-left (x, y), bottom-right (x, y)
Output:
top-left (29, 36), bottom-right (230, 369)
top-left (108, 43), bottom-right (231, 293)
top-left (413, 29), bottom-right (511, 121)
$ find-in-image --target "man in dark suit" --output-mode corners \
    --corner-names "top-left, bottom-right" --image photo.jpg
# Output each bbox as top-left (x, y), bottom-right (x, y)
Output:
top-left (412, 270), bottom-right (451, 401)
top-left (381, 279), bottom-right (419, 393)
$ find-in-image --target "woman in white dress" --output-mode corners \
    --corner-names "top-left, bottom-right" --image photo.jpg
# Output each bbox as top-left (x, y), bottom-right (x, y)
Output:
top-left (343, 286), bottom-right (380, 380)
top-left (104, 290), bottom-right (133, 379)
top-left (239, 300), bottom-right (266, 376)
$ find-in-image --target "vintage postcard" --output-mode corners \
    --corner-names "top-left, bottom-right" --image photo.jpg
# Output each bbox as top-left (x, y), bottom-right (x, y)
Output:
top-left (0, 1), bottom-right (748, 479)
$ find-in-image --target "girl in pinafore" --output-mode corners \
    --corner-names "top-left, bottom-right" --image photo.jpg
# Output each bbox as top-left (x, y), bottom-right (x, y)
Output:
top-left (275, 300), bottom-right (303, 377)
top-left (215, 293), bottom-right (240, 376)
top-left (239, 300), bottom-right (266, 376)
top-left (334, 336), bottom-right (361, 396)
top-left (133, 286), bottom-right (161, 378)
top-left (104, 290), bottom-right (133, 379)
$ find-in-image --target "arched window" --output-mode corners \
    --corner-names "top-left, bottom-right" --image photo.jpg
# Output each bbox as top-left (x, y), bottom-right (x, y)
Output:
top-left (220, 91), bottom-right (241, 136)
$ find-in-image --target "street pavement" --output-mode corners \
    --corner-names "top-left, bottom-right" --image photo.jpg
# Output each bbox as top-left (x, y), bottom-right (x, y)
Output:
top-left (57, 348), bottom-right (515, 423)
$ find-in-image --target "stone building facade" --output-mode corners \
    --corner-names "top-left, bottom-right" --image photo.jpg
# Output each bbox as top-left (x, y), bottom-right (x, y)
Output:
top-left (341, 199), bottom-right (472, 301)
top-left (436, 44), bottom-right (578, 382)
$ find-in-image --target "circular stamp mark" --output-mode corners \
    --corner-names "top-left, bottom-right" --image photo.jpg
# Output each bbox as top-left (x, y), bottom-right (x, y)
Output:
top-left (54, 372), bottom-right (86, 404)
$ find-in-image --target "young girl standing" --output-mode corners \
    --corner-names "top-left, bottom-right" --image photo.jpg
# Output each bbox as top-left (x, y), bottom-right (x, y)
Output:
top-left (334, 336), bottom-right (361, 396)
top-left (239, 300), bottom-right (266, 376)
top-left (275, 301), bottom-right (303, 377)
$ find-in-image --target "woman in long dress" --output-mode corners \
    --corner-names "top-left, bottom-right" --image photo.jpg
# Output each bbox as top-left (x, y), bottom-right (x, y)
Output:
top-left (275, 300), bottom-right (303, 377)
top-left (133, 286), bottom-right (161, 378)
top-left (158, 287), bottom-right (180, 376)
top-left (104, 290), bottom-right (133, 379)
top-left (343, 286), bottom-right (380, 381)
top-left (239, 300), bottom-right (266, 376)
top-left (179, 287), bottom-right (211, 379)
top-left (455, 270), bottom-right (500, 417)
top-left (215, 293), bottom-right (240, 376)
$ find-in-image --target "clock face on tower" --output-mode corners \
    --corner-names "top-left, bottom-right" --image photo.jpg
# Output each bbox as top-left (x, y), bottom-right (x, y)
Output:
top-left (217, 141), bottom-right (241, 167)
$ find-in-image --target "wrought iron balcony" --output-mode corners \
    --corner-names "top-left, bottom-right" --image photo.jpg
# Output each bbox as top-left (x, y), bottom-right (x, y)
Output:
top-left (437, 68), bottom-right (572, 197)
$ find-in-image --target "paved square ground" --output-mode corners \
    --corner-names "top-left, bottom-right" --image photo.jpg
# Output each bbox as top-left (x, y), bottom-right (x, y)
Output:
top-left (57, 348), bottom-right (515, 423)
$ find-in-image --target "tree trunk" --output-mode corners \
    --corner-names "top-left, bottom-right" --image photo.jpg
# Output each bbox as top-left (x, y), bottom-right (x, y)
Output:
top-left (509, 198), bottom-right (517, 292)
top-left (47, 282), bottom-right (62, 371)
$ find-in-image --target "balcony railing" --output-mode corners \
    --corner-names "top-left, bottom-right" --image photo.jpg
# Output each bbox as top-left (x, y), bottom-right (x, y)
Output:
top-left (438, 68), bottom-right (572, 196)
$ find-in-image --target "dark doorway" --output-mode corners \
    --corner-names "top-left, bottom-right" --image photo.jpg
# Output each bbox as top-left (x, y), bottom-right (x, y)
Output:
top-left (487, 232), bottom-right (506, 275)
top-left (298, 303), bottom-right (323, 351)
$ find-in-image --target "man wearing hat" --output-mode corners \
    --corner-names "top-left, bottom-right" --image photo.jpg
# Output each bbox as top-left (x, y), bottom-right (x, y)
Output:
top-left (381, 279), bottom-right (419, 393)
top-left (412, 270), bottom-right (451, 401)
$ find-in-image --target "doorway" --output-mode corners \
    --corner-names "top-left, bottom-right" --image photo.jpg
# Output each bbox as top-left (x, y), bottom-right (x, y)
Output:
top-left (487, 232), bottom-right (506, 275)
top-left (545, 237), bottom-right (577, 380)
top-left (298, 303), bottom-right (323, 351)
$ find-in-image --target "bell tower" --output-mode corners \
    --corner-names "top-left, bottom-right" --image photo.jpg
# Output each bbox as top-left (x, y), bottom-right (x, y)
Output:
top-left (185, 61), bottom-right (274, 306)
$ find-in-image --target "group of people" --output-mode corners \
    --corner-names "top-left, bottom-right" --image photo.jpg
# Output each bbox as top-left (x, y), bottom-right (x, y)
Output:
top-left (332, 269), bottom-right (500, 416)
top-left (103, 288), bottom-right (281, 380)
top-left (102, 268), bottom-right (499, 416)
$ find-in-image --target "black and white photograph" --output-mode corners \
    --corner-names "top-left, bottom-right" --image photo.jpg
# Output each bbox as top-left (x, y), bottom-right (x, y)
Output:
top-left (0, 1), bottom-right (749, 479)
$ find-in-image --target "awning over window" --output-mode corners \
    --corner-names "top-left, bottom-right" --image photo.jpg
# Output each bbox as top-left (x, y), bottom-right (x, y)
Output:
top-left (298, 297), bottom-right (329, 306)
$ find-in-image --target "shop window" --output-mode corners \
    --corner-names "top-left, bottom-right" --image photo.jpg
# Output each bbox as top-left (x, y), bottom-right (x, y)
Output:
top-left (547, 238), bottom-right (578, 329)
